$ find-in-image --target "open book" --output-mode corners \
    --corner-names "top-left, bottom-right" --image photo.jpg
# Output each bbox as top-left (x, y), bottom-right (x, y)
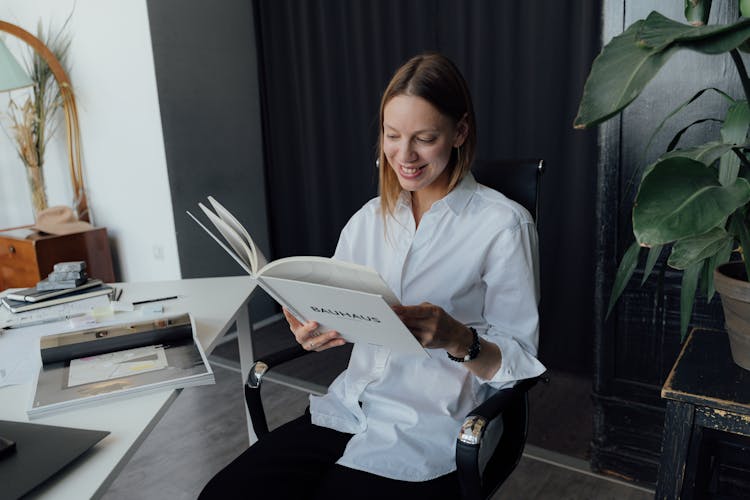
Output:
top-left (187, 197), bottom-right (426, 356)
top-left (28, 313), bottom-right (214, 418)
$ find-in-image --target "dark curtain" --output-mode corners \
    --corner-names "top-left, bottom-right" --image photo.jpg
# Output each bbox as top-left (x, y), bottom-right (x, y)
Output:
top-left (253, 0), bottom-right (601, 374)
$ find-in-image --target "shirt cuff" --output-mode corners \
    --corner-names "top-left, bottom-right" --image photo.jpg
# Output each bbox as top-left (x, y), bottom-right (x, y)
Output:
top-left (479, 334), bottom-right (546, 389)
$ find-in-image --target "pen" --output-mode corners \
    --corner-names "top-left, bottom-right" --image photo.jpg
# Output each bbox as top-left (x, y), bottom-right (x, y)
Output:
top-left (132, 296), bottom-right (179, 306)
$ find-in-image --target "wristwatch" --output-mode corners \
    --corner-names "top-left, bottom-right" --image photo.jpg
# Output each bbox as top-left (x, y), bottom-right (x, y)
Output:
top-left (447, 327), bottom-right (481, 363)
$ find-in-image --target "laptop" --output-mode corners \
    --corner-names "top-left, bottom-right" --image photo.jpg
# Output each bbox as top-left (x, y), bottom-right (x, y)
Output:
top-left (0, 420), bottom-right (109, 499)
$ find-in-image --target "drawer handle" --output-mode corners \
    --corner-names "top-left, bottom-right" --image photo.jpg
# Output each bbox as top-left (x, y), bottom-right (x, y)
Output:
top-left (8, 245), bottom-right (15, 254)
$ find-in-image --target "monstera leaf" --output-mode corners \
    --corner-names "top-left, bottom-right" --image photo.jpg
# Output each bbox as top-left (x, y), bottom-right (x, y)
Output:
top-left (633, 156), bottom-right (750, 246)
top-left (574, 13), bottom-right (750, 128)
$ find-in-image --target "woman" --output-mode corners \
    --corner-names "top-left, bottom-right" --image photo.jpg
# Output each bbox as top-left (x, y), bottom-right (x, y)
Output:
top-left (200, 52), bottom-right (545, 499)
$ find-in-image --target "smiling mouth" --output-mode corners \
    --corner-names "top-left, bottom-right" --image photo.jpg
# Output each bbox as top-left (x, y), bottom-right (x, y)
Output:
top-left (399, 164), bottom-right (427, 178)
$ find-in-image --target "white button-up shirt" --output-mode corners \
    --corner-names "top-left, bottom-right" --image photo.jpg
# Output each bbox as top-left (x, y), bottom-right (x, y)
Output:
top-left (310, 173), bottom-right (545, 481)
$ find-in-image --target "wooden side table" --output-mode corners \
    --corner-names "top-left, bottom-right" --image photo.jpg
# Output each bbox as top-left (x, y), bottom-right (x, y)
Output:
top-left (656, 328), bottom-right (750, 499)
top-left (0, 227), bottom-right (115, 290)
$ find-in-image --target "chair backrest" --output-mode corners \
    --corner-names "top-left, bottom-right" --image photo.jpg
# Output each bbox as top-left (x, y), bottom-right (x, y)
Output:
top-left (464, 158), bottom-right (544, 499)
top-left (472, 158), bottom-right (544, 225)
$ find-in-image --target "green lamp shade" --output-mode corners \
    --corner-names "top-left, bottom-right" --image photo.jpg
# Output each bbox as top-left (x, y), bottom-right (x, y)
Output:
top-left (0, 38), bottom-right (32, 92)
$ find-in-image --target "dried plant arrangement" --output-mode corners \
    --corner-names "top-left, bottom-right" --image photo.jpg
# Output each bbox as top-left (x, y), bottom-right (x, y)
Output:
top-left (3, 17), bottom-right (71, 215)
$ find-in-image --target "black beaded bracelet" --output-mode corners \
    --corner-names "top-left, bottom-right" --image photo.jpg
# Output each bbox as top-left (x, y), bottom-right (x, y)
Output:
top-left (447, 327), bottom-right (481, 363)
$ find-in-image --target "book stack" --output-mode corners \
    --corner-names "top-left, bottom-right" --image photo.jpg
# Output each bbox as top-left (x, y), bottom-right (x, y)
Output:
top-left (36, 261), bottom-right (88, 291)
top-left (1, 261), bottom-right (112, 314)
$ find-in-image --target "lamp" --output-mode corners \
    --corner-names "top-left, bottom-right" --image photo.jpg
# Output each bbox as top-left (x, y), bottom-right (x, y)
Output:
top-left (0, 38), bottom-right (32, 91)
top-left (0, 20), bottom-right (89, 222)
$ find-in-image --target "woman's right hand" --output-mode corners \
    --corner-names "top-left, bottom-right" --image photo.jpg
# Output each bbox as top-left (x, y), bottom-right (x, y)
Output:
top-left (283, 308), bottom-right (346, 352)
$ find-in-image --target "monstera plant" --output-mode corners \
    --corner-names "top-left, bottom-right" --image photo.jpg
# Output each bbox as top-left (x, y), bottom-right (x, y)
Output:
top-left (575, 1), bottom-right (750, 340)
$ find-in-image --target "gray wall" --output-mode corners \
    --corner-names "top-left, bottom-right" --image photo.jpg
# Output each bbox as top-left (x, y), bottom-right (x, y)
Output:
top-left (146, 0), bottom-right (275, 320)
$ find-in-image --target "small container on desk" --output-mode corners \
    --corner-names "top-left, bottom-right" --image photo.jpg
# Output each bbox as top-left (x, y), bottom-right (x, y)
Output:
top-left (656, 328), bottom-right (750, 499)
top-left (0, 226), bottom-right (115, 291)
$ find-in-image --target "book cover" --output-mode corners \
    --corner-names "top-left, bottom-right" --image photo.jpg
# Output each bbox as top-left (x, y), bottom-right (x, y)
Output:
top-left (28, 313), bottom-right (214, 418)
top-left (1, 284), bottom-right (112, 313)
top-left (5, 279), bottom-right (103, 303)
top-left (188, 197), bottom-right (426, 356)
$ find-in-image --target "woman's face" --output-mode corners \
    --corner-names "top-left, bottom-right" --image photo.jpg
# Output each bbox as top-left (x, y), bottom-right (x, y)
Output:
top-left (383, 95), bottom-right (465, 195)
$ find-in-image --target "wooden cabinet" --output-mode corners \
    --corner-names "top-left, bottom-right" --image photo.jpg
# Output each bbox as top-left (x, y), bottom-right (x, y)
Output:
top-left (0, 227), bottom-right (115, 290)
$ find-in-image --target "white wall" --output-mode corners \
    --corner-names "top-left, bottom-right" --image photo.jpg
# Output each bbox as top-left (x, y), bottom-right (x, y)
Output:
top-left (0, 0), bottom-right (180, 281)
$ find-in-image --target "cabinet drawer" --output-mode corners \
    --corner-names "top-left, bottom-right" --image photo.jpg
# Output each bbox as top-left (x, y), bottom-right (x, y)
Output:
top-left (0, 236), bottom-right (39, 289)
top-left (0, 262), bottom-right (41, 289)
top-left (0, 237), bottom-right (36, 261)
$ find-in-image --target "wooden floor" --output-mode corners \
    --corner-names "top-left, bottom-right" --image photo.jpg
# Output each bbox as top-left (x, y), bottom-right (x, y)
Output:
top-left (102, 363), bottom-right (654, 500)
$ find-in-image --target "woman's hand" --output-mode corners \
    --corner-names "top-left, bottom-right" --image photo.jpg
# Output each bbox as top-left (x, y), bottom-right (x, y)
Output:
top-left (392, 302), bottom-right (473, 356)
top-left (282, 308), bottom-right (346, 352)
top-left (393, 303), bottom-right (502, 378)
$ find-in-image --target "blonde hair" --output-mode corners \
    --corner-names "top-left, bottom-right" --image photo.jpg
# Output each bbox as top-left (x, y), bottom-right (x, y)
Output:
top-left (378, 53), bottom-right (477, 222)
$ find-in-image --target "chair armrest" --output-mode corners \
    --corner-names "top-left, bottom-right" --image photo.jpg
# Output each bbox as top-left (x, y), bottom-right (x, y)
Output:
top-left (246, 345), bottom-right (309, 389)
top-left (459, 375), bottom-right (545, 439)
top-left (244, 344), bottom-right (311, 438)
top-left (456, 373), bottom-right (547, 500)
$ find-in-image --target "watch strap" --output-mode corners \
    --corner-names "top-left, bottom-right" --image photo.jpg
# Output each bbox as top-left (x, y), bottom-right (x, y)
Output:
top-left (447, 327), bottom-right (481, 363)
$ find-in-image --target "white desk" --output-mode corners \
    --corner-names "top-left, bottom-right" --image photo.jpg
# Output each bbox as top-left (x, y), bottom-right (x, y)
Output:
top-left (0, 276), bottom-right (256, 499)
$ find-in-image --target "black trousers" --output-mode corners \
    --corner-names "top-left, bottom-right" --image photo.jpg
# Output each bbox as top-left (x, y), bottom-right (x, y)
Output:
top-left (199, 413), bottom-right (461, 499)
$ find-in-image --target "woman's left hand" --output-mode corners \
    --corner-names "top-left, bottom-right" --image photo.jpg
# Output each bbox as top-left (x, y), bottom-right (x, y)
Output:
top-left (392, 302), bottom-right (472, 353)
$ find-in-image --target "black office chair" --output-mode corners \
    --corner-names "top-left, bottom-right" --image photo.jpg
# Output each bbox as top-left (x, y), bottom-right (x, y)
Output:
top-left (245, 158), bottom-right (546, 500)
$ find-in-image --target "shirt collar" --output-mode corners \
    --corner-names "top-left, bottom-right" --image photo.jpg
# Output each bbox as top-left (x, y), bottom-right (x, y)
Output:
top-left (441, 173), bottom-right (477, 215)
top-left (394, 173), bottom-right (477, 216)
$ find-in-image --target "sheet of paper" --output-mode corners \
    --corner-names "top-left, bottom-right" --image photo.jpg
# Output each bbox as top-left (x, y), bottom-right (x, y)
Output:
top-left (0, 294), bottom-right (110, 329)
top-left (0, 296), bottom-right (137, 387)
top-left (0, 330), bottom-right (40, 388)
top-left (67, 345), bottom-right (168, 387)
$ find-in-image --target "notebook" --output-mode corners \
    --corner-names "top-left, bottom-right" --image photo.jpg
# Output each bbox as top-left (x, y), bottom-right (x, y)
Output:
top-left (5, 279), bottom-right (103, 303)
top-left (0, 420), bottom-right (109, 499)
top-left (0, 284), bottom-right (113, 313)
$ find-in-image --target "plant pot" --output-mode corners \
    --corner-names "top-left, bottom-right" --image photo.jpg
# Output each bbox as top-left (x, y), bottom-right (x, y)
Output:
top-left (714, 262), bottom-right (750, 371)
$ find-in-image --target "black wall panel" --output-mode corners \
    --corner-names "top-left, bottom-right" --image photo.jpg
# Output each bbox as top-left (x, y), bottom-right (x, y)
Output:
top-left (147, 0), bottom-right (275, 320)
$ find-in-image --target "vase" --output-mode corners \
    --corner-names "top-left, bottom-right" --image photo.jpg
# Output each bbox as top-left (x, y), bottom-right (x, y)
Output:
top-left (714, 262), bottom-right (750, 370)
top-left (25, 164), bottom-right (48, 217)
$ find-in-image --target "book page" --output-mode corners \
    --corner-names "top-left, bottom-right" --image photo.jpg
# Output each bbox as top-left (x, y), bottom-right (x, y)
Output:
top-left (260, 256), bottom-right (400, 306)
top-left (208, 196), bottom-right (268, 271)
top-left (67, 345), bottom-right (168, 387)
top-left (187, 211), bottom-right (254, 275)
top-left (199, 203), bottom-right (256, 273)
